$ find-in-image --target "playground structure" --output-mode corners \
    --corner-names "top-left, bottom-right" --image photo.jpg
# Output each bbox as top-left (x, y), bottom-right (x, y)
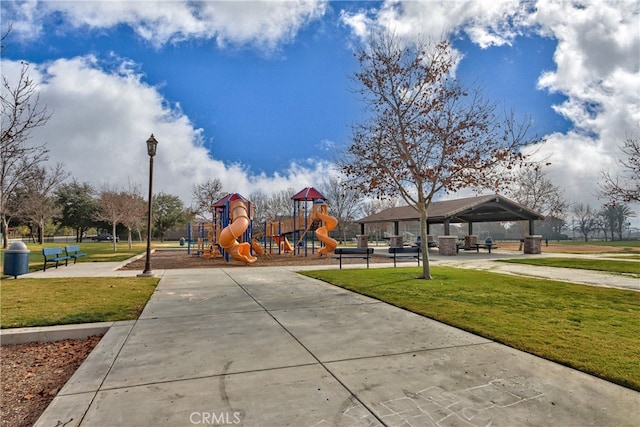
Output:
top-left (187, 187), bottom-right (338, 264)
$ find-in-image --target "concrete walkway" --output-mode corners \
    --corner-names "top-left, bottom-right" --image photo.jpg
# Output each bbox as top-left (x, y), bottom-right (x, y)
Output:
top-left (33, 265), bottom-right (639, 426)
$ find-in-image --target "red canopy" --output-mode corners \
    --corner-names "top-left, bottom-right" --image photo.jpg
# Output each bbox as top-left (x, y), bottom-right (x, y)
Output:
top-left (291, 187), bottom-right (326, 201)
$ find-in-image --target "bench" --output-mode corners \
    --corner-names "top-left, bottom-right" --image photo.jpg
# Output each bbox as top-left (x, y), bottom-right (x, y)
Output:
top-left (387, 246), bottom-right (421, 267)
top-left (42, 247), bottom-right (70, 271)
top-left (333, 248), bottom-right (374, 269)
top-left (456, 243), bottom-right (498, 254)
top-left (65, 245), bottom-right (87, 264)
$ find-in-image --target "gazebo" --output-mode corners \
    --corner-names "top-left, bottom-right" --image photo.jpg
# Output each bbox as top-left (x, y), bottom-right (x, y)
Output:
top-left (356, 194), bottom-right (544, 242)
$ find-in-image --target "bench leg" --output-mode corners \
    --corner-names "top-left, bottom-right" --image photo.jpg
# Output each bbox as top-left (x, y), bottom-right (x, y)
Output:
top-left (366, 256), bottom-right (370, 269)
top-left (339, 255), bottom-right (343, 269)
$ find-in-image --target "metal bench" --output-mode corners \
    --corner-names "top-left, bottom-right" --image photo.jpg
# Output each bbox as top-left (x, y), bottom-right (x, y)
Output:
top-left (42, 247), bottom-right (70, 271)
top-left (65, 245), bottom-right (87, 264)
top-left (386, 246), bottom-right (421, 267)
top-left (333, 248), bottom-right (374, 269)
top-left (456, 243), bottom-right (498, 253)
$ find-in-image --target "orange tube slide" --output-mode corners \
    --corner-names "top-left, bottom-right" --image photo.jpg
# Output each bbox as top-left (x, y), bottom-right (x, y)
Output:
top-left (314, 211), bottom-right (338, 255)
top-left (219, 200), bottom-right (257, 264)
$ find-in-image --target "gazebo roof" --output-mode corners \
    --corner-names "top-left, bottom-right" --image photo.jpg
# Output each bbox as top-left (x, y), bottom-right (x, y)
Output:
top-left (357, 194), bottom-right (544, 225)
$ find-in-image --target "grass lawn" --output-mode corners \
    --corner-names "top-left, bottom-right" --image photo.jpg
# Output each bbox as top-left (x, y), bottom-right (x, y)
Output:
top-left (1, 242), bottom-right (152, 277)
top-left (300, 267), bottom-right (640, 391)
top-left (1, 277), bottom-right (158, 328)
top-left (499, 257), bottom-right (640, 275)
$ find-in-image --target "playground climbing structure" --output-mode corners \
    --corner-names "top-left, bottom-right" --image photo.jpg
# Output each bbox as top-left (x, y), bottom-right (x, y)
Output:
top-left (257, 187), bottom-right (338, 256)
top-left (217, 193), bottom-right (257, 264)
top-left (187, 187), bottom-right (337, 262)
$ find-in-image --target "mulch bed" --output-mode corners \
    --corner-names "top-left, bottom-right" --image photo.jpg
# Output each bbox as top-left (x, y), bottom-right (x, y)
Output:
top-left (118, 248), bottom-right (394, 270)
top-left (1, 336), bottom-right (102, 427)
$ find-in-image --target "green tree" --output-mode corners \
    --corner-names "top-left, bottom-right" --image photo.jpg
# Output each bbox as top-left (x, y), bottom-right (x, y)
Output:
top-left (341, 33), bottom-right (539, 279)
top-left (56, 180), bottom-right (98, 242)
top-left (599, 203), bottom-right (635, 241)
top-left (153, 192), bottom-right (186, 241)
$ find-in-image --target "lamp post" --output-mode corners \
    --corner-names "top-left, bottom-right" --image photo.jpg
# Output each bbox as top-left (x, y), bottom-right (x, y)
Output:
top-left (139, 134), bottom-right (158, 277)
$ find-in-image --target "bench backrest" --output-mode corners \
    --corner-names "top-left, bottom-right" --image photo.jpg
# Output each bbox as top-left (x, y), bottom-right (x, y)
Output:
top-left (388, 247), bottom-right (421, 254)
top-left (334, 248), bottom-right (374, 254)
top-left (65, 245), bottom-right (80, 253)
top-left (43, 247), bottom-right (63, 257)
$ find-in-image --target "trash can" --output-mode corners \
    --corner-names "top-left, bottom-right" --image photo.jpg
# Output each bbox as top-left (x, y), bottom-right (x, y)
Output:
top-left (3, 241), bottom-right (30, 278)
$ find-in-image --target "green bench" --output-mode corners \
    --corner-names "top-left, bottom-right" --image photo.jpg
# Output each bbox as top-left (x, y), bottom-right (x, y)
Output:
top-left (42, 247), bottom-right (70, 271)
top-left (65, 245), bottom-right (87, 263)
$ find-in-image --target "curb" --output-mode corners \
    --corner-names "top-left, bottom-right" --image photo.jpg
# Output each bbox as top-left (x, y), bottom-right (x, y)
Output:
top-left (0, 322), bottom-right (114, 345)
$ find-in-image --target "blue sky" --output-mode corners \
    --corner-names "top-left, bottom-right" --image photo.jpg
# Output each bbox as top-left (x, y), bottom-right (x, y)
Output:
top-left (1, 1), bottom-right (638, 217)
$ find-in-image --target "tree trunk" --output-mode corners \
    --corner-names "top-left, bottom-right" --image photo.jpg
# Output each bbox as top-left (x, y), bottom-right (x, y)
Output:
top-left (2, 218), bottom-right (8, 249)
top-left (112, 223), bottom-right (117, 252)
top-left (127, 228), bottom-right (133, 249)
top-left (418, 203), bottom-right (432, 279)
top-left (38, 221), bottom-right (44, 245)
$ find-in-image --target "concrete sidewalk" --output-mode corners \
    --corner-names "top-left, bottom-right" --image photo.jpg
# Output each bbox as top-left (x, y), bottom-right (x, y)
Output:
top-left (35, 267), bottom-right (638, 426)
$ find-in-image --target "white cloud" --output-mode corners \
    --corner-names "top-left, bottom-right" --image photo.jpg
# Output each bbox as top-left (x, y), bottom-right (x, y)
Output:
top-left (3, 0), bottom-right (328, 50)
top-left (341, 0), bottom-right (526, 47)
top-left (342, 0), bottom-right (640, 213)
top-left (5, 57), bottom-right (325, 206)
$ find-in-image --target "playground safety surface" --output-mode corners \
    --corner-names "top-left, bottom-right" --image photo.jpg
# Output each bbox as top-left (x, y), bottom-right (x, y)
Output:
top-left (118, 249), bottom-right (394, 270)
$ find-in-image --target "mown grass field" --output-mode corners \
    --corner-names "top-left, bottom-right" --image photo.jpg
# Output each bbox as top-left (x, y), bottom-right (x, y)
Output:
top-left (499, 257), bottom-right (640, 275)
top-left (1, 241), bottom-right (160, 277)
top-left (300, 266), bottom-right (640, 391)
top-left (1, 277), bottom-right (159, 328)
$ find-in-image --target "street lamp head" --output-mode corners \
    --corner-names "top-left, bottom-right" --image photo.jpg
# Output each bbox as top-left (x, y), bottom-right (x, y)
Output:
top-left (146, 134), bottom-right (158, 157)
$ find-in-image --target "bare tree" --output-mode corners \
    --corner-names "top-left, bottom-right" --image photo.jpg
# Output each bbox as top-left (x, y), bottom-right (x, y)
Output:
top-left (94, 186), bottom-right (129, 251)
top-left (1, 30), bottom-right (52, 248)
top-left (360, 196), bottom-right (403, 244)
top-left (250, 188), bottom-right (296, 225)
top-left (191, 179), bottom-right (224, 220)
top-left (600, 136), bottom-right (640, 203)
top-left (119, 185), bottom-right (147, 248)
top-left (342, 33), bottom-right (540, 278)
top-left (507, 167), bottom-right (567, 237)
top-left (320, 176), bottom-right (362, 243)
top-left (15, 163), bottom-right (68, 244)
top-left (572, 203), bottom-right (597, 242)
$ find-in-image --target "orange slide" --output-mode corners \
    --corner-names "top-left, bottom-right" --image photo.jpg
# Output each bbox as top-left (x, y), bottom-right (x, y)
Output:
top-left (219, 199), bottom-right (257, 264)
top-left (273, 235), bottom-right (294, 252)
top-left (313, 203), bottom-right (338, 255)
